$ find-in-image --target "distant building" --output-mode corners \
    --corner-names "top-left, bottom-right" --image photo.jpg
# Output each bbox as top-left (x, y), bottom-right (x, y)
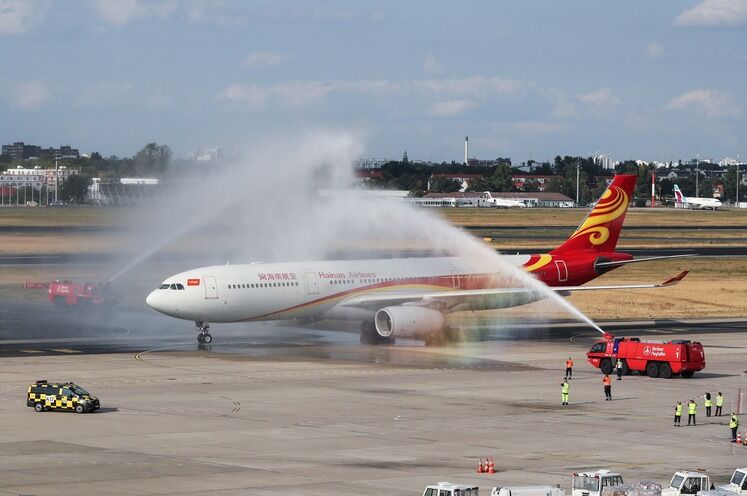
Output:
top-left (186, 147), bottom-right (221, 162)
top-left (1, 142), bottom-right (79, 160)
top-left (355, 158), bottom-right (391, 169)
top-left (89, 177), bottom-right (160, 205)
top-left (0, 165), bottom-right (79, 190)
top-left (593, 154), bottom-right (614, 170)
top-left (511, 175), bottom-right (562, 191)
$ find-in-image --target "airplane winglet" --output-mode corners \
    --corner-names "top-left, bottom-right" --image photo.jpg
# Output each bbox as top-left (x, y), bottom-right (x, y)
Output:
top-left (660, 270), bottom-right (689, 287)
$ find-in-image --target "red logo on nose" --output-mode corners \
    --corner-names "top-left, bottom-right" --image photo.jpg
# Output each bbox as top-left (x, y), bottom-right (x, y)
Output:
top-left (187, 278), bottom-right (200, 286)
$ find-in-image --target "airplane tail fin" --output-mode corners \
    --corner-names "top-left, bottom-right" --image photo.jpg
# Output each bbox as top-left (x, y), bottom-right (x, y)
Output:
top-left (673, 184), bottom-right (685, 202)
top-left (551, 174), bottom-right (637, 254)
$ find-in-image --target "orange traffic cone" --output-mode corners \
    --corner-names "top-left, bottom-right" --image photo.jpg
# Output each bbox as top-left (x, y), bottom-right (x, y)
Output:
top-left (476, 458), bottom-right (484, 473)
top-left (488, 457), bottom-right (496, 474)
top-left (738, 431), bottom-right (742, 445)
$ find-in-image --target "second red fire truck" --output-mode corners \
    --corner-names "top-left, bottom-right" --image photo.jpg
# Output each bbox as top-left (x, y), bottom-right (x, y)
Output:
top-left (586, 336), bottom-right (705, 378)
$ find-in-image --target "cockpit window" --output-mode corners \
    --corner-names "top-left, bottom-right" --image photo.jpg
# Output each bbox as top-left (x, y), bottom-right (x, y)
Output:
top-left (169, 284), bottom-right (177, 290)
top-left (159, 284), bottom-right (169, 289)
top-left (176, 284), bottom-right (184, 290)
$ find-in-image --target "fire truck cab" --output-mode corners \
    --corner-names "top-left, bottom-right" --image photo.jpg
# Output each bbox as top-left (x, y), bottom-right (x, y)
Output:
top-left (572, 470), bottom-right (624, 496)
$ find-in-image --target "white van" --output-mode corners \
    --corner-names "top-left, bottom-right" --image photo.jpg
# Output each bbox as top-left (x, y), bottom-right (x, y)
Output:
top-left (423, 482), bottom-right (480, 496)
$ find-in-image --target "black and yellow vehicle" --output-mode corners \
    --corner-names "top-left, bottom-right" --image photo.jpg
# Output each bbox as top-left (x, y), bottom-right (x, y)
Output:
top-left (26, 380), bottom-right (100, 413)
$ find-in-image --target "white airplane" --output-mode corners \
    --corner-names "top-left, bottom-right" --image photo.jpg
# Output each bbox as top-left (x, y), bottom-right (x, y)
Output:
top-left (480, 192), bottom-right (526, 208)
top-left (146, 175), bottom-right (688, 345)
top-left (673, 184), bottom-right (722, 210)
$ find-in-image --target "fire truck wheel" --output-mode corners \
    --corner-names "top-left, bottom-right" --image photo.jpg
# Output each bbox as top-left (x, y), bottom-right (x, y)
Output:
top-left (34, 402), bottom-right (44, 412)
top-left (600, 358), bottom-right (613, 375)
top-left (659, 363), bottom-right (672, 379)
top-left (645, 361), bottom-right (660, 378)
top-left (681, 370), bottom-right (694, 378)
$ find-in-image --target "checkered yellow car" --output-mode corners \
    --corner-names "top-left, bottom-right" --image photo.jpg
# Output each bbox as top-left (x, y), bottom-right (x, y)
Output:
top-left (27, 380), bottom-right (100, 413)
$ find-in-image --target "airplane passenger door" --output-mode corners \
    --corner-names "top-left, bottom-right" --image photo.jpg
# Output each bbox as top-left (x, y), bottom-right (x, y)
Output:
top-left (203, 275), bottom-right (218, 299)
top-left (555, 260), bottom-right (568, 283)
top-left (305, 272), bottom-right (319, 295)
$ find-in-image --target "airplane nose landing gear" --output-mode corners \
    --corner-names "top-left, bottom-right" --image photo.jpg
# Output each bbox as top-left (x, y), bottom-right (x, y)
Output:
top-left (196, 321), bottom-right (212, 344)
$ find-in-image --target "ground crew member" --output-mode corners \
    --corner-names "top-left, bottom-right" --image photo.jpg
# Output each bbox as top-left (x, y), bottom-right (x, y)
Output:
top-left (730, 412), bottom-right (739, 442)
top-left (561, 379), bottom-right (569, 405)
top-left (704, 392), bottom-right (712, 417)
top-left (603, 374), bottom-right (612, 400)
top-left (687, 399), bottom-right (697, 426)
top-left (615, 358), bottom-right (623, 380)
top-left (674, 401), bottom-right (683, 427)
top-left (716, 392), bottom-right (724, 417)
top-left (565, 357), bottom-right (573, 380)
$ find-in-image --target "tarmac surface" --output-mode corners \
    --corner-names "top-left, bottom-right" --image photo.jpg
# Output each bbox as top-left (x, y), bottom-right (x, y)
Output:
top-left (1, 301), bottom-right (746, 495)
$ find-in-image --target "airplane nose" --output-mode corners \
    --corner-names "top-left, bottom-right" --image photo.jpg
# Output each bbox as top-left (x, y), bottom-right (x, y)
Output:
top-left (146, 290), bottom-right (162, 311)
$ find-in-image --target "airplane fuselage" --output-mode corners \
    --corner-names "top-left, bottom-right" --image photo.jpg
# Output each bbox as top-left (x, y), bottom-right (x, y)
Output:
top-left (146, 251), bottom-right (632, 324)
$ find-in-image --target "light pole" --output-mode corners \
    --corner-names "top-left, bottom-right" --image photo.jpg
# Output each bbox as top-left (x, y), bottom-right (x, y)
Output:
top-left (737, 153), bottom-right (741, 208)
top-left (576, 159), bottom-right (580, 205)
top-left (54, 157), bottom-right (59, 203)
top-left (695, 152), bottom-right (699, 197)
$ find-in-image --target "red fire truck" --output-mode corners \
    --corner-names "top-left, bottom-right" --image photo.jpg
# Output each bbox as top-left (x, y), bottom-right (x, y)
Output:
top-left (46, 280), bottom-right (116, 308)
top-left (586, 336), bottom-right (705, 378)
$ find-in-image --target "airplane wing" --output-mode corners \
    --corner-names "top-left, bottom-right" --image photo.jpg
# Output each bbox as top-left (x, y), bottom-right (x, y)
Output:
top-left (339, 271), bottom-right (688, 312)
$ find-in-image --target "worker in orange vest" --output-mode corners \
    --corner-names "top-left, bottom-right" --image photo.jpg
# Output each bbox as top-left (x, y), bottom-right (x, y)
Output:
top-left (565, 357), bottom-right (574, 380)
top-left (603, 374), bottom-right (612, 400)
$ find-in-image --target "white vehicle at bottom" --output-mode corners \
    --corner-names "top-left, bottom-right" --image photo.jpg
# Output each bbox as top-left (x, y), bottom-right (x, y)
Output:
top-left (423, 482), bottom-right (480, 496)
top-left (492, 486), bottom-right (566, 496)
top-left (661, 471), bottom-right (711, 496)
top-left (717, 469), bottom-right (747, 496)
top-left (572, 470), bottom-right (624, 496)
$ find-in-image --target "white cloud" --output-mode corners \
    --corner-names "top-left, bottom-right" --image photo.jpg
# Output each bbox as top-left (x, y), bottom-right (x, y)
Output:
top-left (241, 51), bottom-right (289, 68)
top-left (430, 100), bottom-right (475, 116)
top-left (423, 54), bottom-right (446, 76)
top-left (145, 88), bottom-right (173, 109)
top-left (0, 0), bottom-right (49, 35)
top-left (187, 1), bottom-right (249, 27)
top-left (578, 88), bottom-right (621, 110)
top-left (513, 121), bottom-right (568, 135)
top-left (666, 89), bottom-right (742, 118)
top-left (12, 80), bottom-right (50, 109)
top-left (675, 0), bottom-right (747, 27)
top-left (75, 82), bottom-right (134, 107)
top-left (90, 0), bottom-right (176, 26)
top-left (645, 41), bottom-right (663, 58)
top-left (218, 77), bottom-right (524, 108)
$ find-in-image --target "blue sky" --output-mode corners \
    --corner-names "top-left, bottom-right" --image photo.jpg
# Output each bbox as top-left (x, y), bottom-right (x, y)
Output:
top-left (1, 0), bottom-right (746, 163)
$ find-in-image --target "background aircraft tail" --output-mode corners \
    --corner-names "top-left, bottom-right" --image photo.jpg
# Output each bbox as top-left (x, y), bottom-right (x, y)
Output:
top-left (673, 184), bottom-right (685, 202)
top-left (551, 174), bottom-right (637, 254)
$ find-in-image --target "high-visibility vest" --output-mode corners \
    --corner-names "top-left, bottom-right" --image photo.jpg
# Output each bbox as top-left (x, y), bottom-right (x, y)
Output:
top-left (603, 376), bottom-right (611, 386)
top-left (616, 360), bottom-right (622, 368)
top-left (717, 395), bottom-right (724, 407)
top-left (675, 404), bottom-right (683, 416)
top-left (705, 398), bottom-right (712, 407)
top-left (562, 383), bottom-right (569, 394)
top-left (730, 416), bottom-right (739, 429)
top-left (688, 402), bottom-right (697, 415)
top-left (566, 360), bottom-right (573, 368)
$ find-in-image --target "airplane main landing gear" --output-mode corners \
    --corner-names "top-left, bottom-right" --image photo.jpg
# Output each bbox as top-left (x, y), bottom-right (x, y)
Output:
top-left (196, 321), bottom-right (212, 344)
top-left (359, 321), bottom-right (395, 345)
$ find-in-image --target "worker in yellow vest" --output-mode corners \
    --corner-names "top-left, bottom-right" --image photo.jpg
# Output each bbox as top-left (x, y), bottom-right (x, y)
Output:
top-left (561, 379), bottom-right (569, 405)
top-left (730, 413), bottom-right (739, 442)
top-left (716, 392), bottom-right (724, 417)
top-left (687, 399), bottom-right (697, 426)
top-left (674, 402), bottom-right (683, 427)
top-left (704, 393), bottom-right (712, 417)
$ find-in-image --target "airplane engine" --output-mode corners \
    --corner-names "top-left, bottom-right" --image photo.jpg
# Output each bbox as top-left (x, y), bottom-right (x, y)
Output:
top-left (374, 306), bottom-right (445, 339)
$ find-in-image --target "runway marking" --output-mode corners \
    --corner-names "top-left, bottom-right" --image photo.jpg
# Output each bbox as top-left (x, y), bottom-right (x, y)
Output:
top-left (51, 348), bottom-right (82, 354)
top-left (20, 349), bottom-right (42, 353)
